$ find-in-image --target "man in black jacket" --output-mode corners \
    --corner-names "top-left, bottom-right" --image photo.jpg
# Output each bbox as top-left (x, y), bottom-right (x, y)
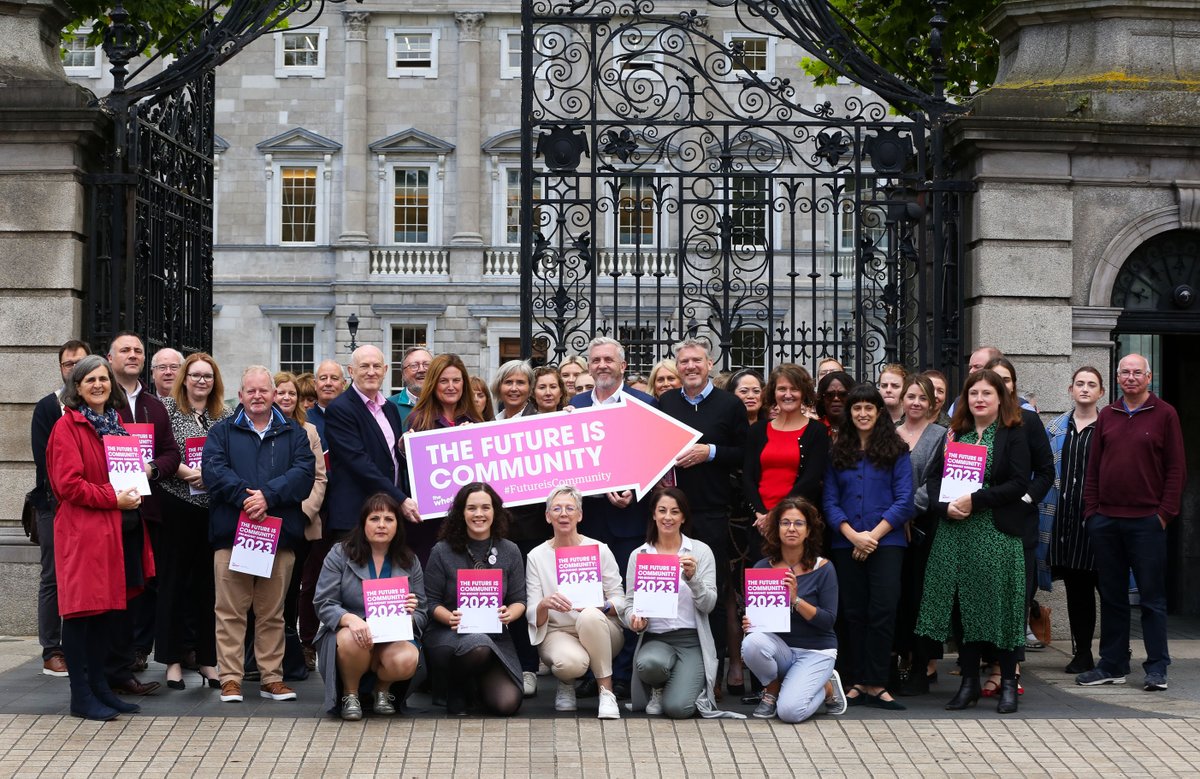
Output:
top-left (30, 339), bottom-right (91, 677)
top-left (656, 339), bottom-right (749, 676)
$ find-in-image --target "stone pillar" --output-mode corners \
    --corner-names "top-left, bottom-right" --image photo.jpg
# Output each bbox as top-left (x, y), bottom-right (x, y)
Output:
top-left (338, 10), bottom-right (370, 245)
top-left (0, 0), bottom-right (111, 631)
top-left (451, 12), bottom-right (485, 246)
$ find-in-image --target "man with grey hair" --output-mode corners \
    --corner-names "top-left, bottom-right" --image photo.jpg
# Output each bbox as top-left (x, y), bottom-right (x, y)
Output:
top-left (387, 346), bottom-right (433, 428)
top-left (568, 336), bottom-right (657, 699)
top-left (657, 338), bottom-right (748, 681)
top-left (203, 365), bottom-right (315, 704)
top-left (149, 348), bottom-right (184, 398)
top-left (1077, 353), bottom-right (1185, 692)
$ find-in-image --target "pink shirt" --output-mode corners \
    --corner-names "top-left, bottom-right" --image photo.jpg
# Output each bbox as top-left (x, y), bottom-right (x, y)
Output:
top-left (353, 384), bottom-right (398, 479)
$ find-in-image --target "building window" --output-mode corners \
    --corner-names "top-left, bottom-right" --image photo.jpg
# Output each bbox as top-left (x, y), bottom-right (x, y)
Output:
top-left (279, 325), bottom-right (315, 374)
top-left (729, 328), bottom-right (767, 373)
top-left (615, 28), bottom-right (663, 80)
top-left (387, 29), bottom-right (440, 78)
top-left (501, 167), bottom-right (545, 245)
top-left (618, 175), bottom-right (656, 247)
top-left (500, 30), bottom-right (548, 80)
top-left (393, 167), bottom-right (431, 244)
top-left (62, 32), bottom-right (102, 78)
top-left (389, 325), bottom-right (429, 391)
top-left (275, 29), bottom-right (327, 78)
top-left (837, 179), bottom-right (888, 254)
top-left (732, 176), bottom-right (769, 250)
top-left (724, 33), bottom-right (774, 79)
top-left (618, 325), bottom-right (655, 375)
top-left (280, 166), bottom-right (318, 244)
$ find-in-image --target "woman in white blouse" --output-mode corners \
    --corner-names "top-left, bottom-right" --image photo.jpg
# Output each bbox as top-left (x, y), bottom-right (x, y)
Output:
top-left (525, 484), bottom-right (626, 719)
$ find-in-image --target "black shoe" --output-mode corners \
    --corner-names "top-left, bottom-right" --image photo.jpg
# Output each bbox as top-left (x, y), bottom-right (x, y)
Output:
top-left (166, 679), bottom-right (185, 690)
top-left (91, 684), bottom-right (140, 714)
top-left (575, 677), bottom-right (599, 698)
top-left (897, 670), bottom-right (929, 697)
top-left (996, 678), bottom-right (1019, 714)
top-left (945, 675), bottom-right (981, 711)
top-left (612, 681), bottom-right (631, 701)
top-left (446, 689), bottom-right (468, 716)
top-left (1064, 652), bottom-right (1095, 675)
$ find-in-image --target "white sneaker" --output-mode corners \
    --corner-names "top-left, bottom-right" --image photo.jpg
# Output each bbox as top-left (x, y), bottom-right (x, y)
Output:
top-left (555, 680), bottom-right (577, 712)
top-left (523, 671), bottom-right (538, 698)
top-left (645, 687), bottom-right (664, 716)
top-left (597, 687), bottom-right (620, 719)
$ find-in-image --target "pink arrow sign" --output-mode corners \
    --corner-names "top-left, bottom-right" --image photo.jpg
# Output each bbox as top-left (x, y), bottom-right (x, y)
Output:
top-left (404, 398), bottom-right (701, 519)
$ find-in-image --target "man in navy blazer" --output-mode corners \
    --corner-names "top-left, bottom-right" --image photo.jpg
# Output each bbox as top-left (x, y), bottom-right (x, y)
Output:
top-left (568, 336), bottom-right (657, 698)
top-left (324, 345), bottom-right (420, 534)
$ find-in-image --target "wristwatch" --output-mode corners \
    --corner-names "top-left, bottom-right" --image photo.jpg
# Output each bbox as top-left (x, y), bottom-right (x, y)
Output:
top-left (148, 463), bottom-right (160, 480)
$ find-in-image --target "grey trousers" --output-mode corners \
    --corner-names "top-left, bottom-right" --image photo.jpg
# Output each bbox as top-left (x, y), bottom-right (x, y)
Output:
top-left (636, 628), bottom-right (705, 719)
top-left (36, 506), bottom-right (61, 659)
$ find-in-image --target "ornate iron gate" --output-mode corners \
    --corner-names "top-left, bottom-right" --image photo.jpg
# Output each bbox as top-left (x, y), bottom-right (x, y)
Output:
top-left (520, 0), bottom-right (969, 381)
top-left (85, 0), bottom-right (360, 360)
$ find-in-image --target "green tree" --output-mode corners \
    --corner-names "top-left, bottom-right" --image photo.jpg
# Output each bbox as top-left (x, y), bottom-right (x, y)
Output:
top-left (803, 0), bottom-right (1002, 100)
top-left (64, 1), bottom-right (209, 55)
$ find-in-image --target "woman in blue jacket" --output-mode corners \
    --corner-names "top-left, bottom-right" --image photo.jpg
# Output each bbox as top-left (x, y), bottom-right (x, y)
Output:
top-left (824, 384), bottom-right (914, 709)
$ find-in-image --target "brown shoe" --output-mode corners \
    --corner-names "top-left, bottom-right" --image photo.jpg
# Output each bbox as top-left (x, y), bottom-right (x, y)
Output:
top-left (42, 653), bottom-right (68, 677)
top-left (110, 678), bottom-right (160, 696)
top-left (131, 651), bottom-right (149, 672)
top-left (260, 681), bottom-right (297, 701)
top-left (220, 681), bottom-right (243, 702)
top-left (303, 646), bottom-right (317, 672)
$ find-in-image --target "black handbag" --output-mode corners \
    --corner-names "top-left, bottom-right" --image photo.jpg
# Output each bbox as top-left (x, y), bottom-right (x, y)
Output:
top-left (21, 490), bottom-right (40, 546)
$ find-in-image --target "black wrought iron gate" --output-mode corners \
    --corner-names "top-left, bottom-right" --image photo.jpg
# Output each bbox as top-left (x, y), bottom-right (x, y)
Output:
top-left (520, 0), bottom-right (969, 382)
top-left (85, 1), bottom-right (360, 361)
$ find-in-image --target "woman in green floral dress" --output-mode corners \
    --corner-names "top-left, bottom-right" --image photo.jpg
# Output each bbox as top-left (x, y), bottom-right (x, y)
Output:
top-left (916, 369), bottom-right (1031, 714)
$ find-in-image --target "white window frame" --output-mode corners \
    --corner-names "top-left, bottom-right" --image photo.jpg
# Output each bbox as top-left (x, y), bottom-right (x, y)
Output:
top-left (723, 32), bottom-right (775, 80)
top-left (274, 28), bottom-right (328, 78)
top-left (277, 323), bottom-right (318, 374)
top-left (62, 30), bottom-right (103, 79)
top-left (494, 163), bottom-right (547, 247)
top-left (499, 28), bottom-right (550, 80)
top-left (386, 28), bottom-right (440, 79)
top-left (614, 27), bottom-right (664, 81)
top-left (378, 160), bottom-right (443, 246)
top-left (486, 322), bottom-right (522, 378)
top-left (728, 327), bottom-right (768, 374)
top-left (258, 309), bottom-right (334, 374)
top-left (836, 175), bottom-right (888, 254)
top-left (265, 154), bottom-right (333, 246)
top-left (385, 322), bottom-right (436, 394)
top-left (608, 171), bottom-right (667, 249)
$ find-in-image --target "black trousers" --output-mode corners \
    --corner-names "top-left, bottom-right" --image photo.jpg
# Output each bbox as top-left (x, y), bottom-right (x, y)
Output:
top-left (154, 492), bottom-right (216, 666)
top-left (832, 546), bottom-right (904, 687)
top-left (1057, 567), bottom-right (1099, 657)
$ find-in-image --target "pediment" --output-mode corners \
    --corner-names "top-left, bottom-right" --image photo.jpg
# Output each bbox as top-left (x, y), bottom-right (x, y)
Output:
top-left (369, 128), bottom-right (455, 155)
top-left (482, 129), bottom-right (522, 154)
top-left (256, 127), bottom-right (342, 154)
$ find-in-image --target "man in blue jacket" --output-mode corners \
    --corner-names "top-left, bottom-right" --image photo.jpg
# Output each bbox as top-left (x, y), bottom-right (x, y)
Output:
top-left (203, 365), bottom-right (315, 704)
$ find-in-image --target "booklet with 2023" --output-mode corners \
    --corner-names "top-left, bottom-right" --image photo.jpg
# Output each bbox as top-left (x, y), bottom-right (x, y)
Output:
top-left (938, 441), bottom-right (988, 503)
top-left (554, 545), bottom-right (603, 608)
top-left (457, 569), bottom-right (503, 634)
top-left (228, 513), bottom-right (282, 578)
top-left (363, 576), bottom-right (413, 642)
top-left (632, 553), bottom-right (680, 619)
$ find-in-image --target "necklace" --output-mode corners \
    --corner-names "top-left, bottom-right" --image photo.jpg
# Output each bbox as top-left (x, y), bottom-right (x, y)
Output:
top-left (466, 537), bottom-right (497, 568)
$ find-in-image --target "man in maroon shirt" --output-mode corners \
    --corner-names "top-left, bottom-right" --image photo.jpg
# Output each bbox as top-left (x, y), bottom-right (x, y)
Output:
top-left (1077, 353), bottom-right (1184, 691)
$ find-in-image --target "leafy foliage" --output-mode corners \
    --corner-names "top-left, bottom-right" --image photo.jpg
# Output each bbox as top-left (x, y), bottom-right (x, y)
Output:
top-left (63, 1), bottom-right (209, 55)
top-left (802, 0), bottom-right (1002, 100)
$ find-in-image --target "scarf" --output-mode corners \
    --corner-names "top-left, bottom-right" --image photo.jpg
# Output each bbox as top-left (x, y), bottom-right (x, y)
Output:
top-left (80, 405), bottom-right (129, 440)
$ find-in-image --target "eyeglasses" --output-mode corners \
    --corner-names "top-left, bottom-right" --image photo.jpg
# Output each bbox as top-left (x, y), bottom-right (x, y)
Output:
top-left (779, 520), bottom-right (808, 529)
top-left (1117, 369), bottom-right (1147, 378)
top-left (187, 374), bottom-right (214, 383)
top-left (60, 360), bottom-right (81, 370)
top-left (153, 363), bottom-right (182, 372)
top-left (404, 361), bottom-right (432, 371)
top-left (822, 390), bottom-right (848, 399)
top-left (549, 506), bottom-right (579, 515)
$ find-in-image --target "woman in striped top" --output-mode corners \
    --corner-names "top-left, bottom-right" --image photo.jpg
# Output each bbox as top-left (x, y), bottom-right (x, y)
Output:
top-left (1039, 366), bottom-right (1105, 675)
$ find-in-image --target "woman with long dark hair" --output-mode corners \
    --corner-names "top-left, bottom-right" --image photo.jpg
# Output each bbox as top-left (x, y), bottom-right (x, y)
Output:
top-left (739, 497), bottom-right (845, 722)
top-left (423, 483), bottom-right (527, 715)
top-left (815, 370), bottom-right (855, 439)
top-left (313, 492), bottom-right (425, 720)
top-left (824, 384), bottom-right (914, 709)
top-left (917, 370), bottom-right (1031, 714)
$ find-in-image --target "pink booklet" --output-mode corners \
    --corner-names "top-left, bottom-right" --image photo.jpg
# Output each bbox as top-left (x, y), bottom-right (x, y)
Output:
top-left (744, 568), bottom-right (790, 632)
top-left (363, 576), bottom-right (413, 642)
top-left (938, 441), bottom-right (988, 502)
top-left (632, 553), bottom-right (680, 619)
top-left (103, 436), bottom-right (151, 496)
top-left (125, 422), bottom-right (154, 464)
top-left (184, 436), bottom-right (206, 495)
top-left (554, 545), bottom-right (603, 608)
top-left (228, 512), bottom-right (282, 578)
top-left (457, 569), bottom-right (503, 634)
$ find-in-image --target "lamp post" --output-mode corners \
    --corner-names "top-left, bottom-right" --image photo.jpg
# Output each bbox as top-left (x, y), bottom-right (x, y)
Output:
top-left (347, 313), bottom-right (359, 352)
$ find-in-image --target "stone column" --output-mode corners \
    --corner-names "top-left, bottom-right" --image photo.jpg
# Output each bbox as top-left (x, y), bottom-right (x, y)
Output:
top-left (0, 0), bottom-right (111, 630)
top-left (451, 12), bottom-right (485, 246)
top-left (338, 10), bottom-right (370, 245)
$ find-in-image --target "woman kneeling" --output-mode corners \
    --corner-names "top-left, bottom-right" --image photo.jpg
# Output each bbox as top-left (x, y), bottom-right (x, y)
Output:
top-left (741, 498), bottom-right (845, 723)
top-left (314, 493), bottom-right (426, 720)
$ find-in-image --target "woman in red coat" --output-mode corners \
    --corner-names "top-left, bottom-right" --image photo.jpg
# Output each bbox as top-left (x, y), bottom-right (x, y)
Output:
top-left (47, 355), bottom-right (153, 720)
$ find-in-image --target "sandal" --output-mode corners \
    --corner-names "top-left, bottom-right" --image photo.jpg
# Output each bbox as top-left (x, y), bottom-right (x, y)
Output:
top-left (981, 669), bottom-right (1002, 697)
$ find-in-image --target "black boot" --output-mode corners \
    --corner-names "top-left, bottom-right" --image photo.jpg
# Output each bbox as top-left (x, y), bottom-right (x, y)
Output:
top-left (85, 619), bottom-right (139, 714)
top-left (944, 674), bottom-right (981, 710)
top-left (1064, 649), bottom-right (1094, 675)
top-left (996, 678), bottom-right (1019, 714)
top-left (62, 618), bottom-right (120, 721)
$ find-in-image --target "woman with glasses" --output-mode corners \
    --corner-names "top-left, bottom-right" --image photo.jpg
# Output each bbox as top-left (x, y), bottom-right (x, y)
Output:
top-left (156, 353), bottom-right (231, 691)
top-left (740, 497), bottom-right (845, 722)
top-left (525, 484), bottom-right (626, 719)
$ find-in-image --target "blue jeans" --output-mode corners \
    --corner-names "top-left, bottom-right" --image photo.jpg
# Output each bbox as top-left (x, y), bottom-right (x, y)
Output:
top-left (1088, 513), bottom-right (1170, 676)
top-left (741, 631), bottom-right (835, 723)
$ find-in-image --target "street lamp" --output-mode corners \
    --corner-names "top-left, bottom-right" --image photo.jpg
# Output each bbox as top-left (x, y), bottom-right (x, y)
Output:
top-left (347, 313), bottom-right (359, 352)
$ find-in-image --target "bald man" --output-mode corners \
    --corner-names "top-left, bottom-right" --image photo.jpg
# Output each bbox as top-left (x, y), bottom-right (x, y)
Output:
top-left (324, 346), bottom-right (419, 537)
top-left (308, 359), bottom-right (345, 448)
top-left (150, 348), bottom-right (183, 397)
